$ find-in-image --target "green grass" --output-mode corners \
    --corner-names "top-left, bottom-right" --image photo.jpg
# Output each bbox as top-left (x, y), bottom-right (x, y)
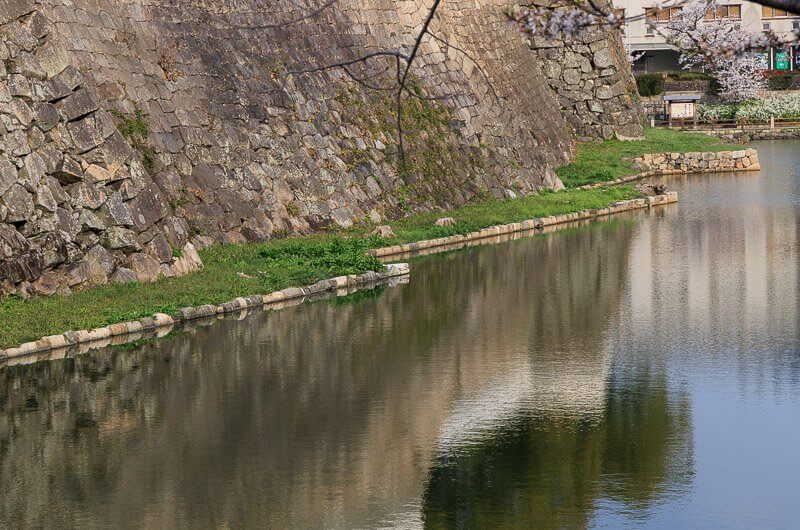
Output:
top-left (556, 128), bottom-right (743, 188)
top-left (0, 186), bottom-right (638, 349)
top-left (382, 186), bottom-right (637, 242)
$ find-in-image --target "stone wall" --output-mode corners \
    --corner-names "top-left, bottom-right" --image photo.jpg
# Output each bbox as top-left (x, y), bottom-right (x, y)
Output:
top-left (528, 3), bottom-right (645, 140)
top-left (703, 128), bottom-right (800, 142)
top-left (0, 0), bottom-right (644, 296)
top-left (634, 149), bottom-right (760, 174)
top-left (0, 1), bottom-right (203, 297)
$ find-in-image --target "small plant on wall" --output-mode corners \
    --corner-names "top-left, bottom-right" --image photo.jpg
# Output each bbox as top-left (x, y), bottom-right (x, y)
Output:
top-left (111, 104), bottom-right (156, 173)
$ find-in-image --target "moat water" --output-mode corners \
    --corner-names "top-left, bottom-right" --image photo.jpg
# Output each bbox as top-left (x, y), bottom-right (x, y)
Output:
top-left (2, 140), bottom-right (800, 529)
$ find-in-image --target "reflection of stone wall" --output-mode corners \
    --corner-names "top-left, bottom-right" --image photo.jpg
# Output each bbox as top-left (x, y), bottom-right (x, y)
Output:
top-left (1, 0), bottom-right (644, 295)
top-left (0, 221), bottom-right (639, 528)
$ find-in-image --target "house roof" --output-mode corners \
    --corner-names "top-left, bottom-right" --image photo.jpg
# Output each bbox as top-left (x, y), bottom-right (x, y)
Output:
top-left (663, 93), bottom-right (703, 102)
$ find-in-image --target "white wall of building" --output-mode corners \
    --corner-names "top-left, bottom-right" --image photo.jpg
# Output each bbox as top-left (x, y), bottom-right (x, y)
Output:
top-left (614, 0), bottom-right (800, 71)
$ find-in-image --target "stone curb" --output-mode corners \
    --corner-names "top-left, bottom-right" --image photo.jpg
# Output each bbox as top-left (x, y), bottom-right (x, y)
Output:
top-left (577, 149), bottom-right (760, 191)
top-left (368, 192), bottom-right (678, 259)
top-left (0, 263), bottom-right (411, 360)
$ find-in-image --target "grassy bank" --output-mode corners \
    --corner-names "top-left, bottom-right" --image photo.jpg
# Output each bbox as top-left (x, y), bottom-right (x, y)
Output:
top-left (556, 128), bottom-right (742, 188)
top-left (0, 186), bottom-right (637, 349)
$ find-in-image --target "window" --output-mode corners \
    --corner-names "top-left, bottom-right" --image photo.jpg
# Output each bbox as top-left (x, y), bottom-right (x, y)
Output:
top-left (763, 22), bottom-right (772, 30)
top-left (762, 6), bottom-right (789, 17)
top-left (705, 4), bottom-right (741, 19)
top-left (646, 6), bottom-right (683, 23)
top-left (794, 21), bottom-right (800, 30)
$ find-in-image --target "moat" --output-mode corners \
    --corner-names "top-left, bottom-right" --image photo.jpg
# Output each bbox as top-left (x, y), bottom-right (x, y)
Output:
top-left (2, 140), bottom-right (800, 528)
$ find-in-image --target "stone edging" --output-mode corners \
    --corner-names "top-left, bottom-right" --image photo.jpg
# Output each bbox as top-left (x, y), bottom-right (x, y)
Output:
top-left (369, 193), bottom-right (677, 259)
top-left (0, 263), bottom-right (410, 360)
top-left (1, 190), bottom-right (681, 361)
top-left (577, 149), bottom-right (760, 190)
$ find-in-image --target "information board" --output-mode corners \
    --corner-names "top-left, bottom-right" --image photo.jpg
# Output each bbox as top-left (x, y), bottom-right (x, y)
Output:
top-left (670, 102), bottom-right (695, 119)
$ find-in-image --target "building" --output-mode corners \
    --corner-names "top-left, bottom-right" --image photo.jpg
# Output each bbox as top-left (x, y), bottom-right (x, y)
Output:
top-left (614, 0), bottom-right (800, 72)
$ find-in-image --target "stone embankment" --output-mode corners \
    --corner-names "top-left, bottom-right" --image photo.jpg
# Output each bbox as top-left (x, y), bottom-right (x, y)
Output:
top-left (634, 149), bottom-right (760, 174)
top-left (713, 128), bottom-right (800, 141)
top-left (577, 149), bottom-right (761, 191)
top-left (0, 262), bottom-right (411, 360)
top-left (370, 193), bottom-right (677, 259)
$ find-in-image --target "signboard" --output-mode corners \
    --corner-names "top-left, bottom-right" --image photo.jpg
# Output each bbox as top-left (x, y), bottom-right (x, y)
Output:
top-left (775, 51), bottom-right (790, 71)
top-left (670, 102), bottom-right (695, 119)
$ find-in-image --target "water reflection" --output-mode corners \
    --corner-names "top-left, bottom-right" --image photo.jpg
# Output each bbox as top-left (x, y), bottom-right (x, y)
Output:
top-left (2, 140), bottom-right (800, 528)
top-left (423, 371), bottom-right (693, 529)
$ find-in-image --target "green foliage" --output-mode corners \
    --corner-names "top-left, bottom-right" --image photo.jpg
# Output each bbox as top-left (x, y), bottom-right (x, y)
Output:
top-left (635, 74), bottom-right (663, 97)
top-left (384, 186), bottom-right (639, 243)
top-left (256, 237), bottom-right (385, 286)
top-left (767, 73), bottom-right (795, 91)
top-left (0, 186), bottom-right (640, 349)
top-left (286, 202), bottom-right (301, 216)
top-left (111, 105), bottom-right (156, 172)
top-left (556, 128), bottom-right (742, 187)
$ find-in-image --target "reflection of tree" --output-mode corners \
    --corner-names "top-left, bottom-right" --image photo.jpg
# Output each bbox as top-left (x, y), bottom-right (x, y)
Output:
top-left (601, 372), bottom-right (694, 509)
top-left (421, 371), bottom-right (694, 529)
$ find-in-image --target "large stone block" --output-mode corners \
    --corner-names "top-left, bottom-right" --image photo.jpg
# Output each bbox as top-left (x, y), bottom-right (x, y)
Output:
top-left (67, 115), bottom-right (105, 153)
top-left (35, 40), bottom-right (71, 79)
top-left (68, 182), bottom-right (107, 209)
top-left (128, 184), bottom-right (169, 231)
top-left (58, 89), bottom-right (100, 122)
top-left (2, 185), bottom-right (35, 222)
top-left (0, 158), bottom-right (16, 196)
top-left (129, 253), bottom-right (161, 282)
top-left (102, 227), bottom-right (141, 251)
top-left (32, 102), bottom-right (60, 131)
top-left (0, 0), bottom-right (35, 25)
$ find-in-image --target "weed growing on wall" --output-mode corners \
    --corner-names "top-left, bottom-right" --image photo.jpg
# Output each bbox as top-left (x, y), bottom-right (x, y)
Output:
top-left (111, 105), bottom-right (157, 172)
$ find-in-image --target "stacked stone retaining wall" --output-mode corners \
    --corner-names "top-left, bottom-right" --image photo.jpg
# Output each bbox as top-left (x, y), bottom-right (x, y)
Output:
top-left (634, 149), bottom-right (760, 174)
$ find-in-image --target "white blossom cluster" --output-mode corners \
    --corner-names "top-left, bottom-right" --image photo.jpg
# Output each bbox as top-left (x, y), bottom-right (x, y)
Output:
top-left (698, 95), bottom-right (800, 122)
top-left (505, 4), bottom-right (608, 40)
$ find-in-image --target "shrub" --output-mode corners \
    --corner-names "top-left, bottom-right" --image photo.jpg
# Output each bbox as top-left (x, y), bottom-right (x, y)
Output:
top-left (665, 71), bottom-right (714, 81)
top-left (766, 73), bottom-right (795, 91)
top-left (636, 74), bottom-right (663, 97)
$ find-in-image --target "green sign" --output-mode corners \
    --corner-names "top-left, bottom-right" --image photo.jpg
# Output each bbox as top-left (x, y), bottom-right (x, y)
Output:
top-left (775, 51), bottom-right (790, 70)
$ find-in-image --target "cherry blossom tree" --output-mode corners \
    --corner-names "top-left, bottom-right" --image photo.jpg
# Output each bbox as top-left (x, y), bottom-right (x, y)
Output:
top-left (713, 54), bottom-right (767, 101)
top-left (658, 0), bottom-right (768, 101)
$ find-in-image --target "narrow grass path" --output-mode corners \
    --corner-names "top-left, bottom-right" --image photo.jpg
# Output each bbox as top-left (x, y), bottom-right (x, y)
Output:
top-left (0, 187), bottom-right (636, 349)
top-left (556, 128), bottom-right (743, 187)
